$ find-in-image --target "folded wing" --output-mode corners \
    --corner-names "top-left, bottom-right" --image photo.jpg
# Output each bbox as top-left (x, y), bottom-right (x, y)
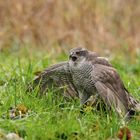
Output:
top-left (92, 64), bottom-right (130, 115)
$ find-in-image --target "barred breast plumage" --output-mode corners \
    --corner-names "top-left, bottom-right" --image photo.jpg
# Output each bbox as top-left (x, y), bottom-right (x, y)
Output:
top-left (70, 61), bottom-right (96, 104)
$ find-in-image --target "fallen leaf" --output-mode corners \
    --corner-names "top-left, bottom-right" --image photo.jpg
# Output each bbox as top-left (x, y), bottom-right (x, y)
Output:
top-left (16, 104), bottom-right (28, 114)
top-left (117, 127), bottom-right (132, 140)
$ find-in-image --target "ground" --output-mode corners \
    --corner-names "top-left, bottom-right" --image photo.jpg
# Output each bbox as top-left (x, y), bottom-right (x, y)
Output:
top-left (0, 48), bottom-right (140, 140)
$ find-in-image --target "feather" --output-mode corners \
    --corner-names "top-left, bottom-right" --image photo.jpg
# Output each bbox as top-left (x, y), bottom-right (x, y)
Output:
top-left (27, 62), bottom-right (78, 99)
top-left (95, 81), bottom-right (127, 115)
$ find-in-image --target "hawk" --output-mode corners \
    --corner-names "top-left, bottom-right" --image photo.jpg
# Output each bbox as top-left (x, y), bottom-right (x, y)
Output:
top-left (28, 48), bottom-right (140, 116)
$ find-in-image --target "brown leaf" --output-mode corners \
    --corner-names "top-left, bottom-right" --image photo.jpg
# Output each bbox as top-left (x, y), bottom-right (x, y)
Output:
top-left (16, 104), bottom-right (28, 114)
top-left (117, 127), bottom-right (132, 140)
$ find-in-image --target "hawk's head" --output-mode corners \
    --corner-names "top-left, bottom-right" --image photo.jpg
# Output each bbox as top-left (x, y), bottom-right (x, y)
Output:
top-left (69, 48), bottom-right (88, 66)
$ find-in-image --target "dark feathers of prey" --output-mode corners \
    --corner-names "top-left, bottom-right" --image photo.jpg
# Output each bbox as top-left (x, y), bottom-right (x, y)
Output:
top-left (28, 47), bottom-right (140, 116)
top-left (28, 61), bottom-right (79, 98)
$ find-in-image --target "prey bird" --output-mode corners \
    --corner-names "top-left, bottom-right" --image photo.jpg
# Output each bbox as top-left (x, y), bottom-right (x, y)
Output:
top-left (68, 48), bottom-right (140, 116)
top-left (28, 48), bottom-right (140, 116)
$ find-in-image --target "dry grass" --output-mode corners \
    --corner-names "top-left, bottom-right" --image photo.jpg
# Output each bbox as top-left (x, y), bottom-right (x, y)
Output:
top-left (0, 0), bottom-right (140, 55)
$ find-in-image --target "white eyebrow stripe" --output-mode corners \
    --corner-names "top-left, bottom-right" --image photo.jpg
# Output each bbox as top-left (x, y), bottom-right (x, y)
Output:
top-left (81, 48), bottom-right (86, 51)
top-left (97, 57), bottom-right (109, 61)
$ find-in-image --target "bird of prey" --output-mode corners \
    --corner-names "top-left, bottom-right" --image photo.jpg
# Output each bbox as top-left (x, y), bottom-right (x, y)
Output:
top-left (28, 47), bottom-right (140, 116)
top-left (69, 48), bottom-right (140, 116)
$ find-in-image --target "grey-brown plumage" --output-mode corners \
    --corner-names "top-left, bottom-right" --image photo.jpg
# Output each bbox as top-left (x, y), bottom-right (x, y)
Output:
top-left (27, 61), bottom-right (78, 99)
top-left (69, 48), bottom-right (140, 116)
top-left (28, 47), bottom-right (140, 116)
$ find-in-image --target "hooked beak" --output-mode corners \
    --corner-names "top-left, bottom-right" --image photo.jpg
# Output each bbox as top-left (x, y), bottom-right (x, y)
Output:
top-left (69, 54), bottom-right (77, 61)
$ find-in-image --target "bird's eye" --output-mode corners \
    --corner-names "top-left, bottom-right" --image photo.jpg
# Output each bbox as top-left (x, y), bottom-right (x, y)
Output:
top-left (76, 51), bottom-right (80, 55)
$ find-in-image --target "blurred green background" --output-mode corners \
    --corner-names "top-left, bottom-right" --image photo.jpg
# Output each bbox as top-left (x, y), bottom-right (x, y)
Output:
top-left (0, 0), bottom-right (140, 59)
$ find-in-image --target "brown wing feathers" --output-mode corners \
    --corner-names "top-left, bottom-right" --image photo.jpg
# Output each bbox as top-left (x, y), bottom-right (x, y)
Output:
top-left (27, 48), bottom-right (140, 116)
top-left (27, 62), bottom-right (78, 98)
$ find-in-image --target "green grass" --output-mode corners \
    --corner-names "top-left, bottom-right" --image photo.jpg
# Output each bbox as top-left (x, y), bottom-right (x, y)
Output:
top-left (0, 49), bottom-right (140, 140)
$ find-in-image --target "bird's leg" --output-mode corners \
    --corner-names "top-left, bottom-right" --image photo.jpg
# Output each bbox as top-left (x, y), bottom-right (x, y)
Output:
top-left (79, 91), bottom-right (91, 105)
